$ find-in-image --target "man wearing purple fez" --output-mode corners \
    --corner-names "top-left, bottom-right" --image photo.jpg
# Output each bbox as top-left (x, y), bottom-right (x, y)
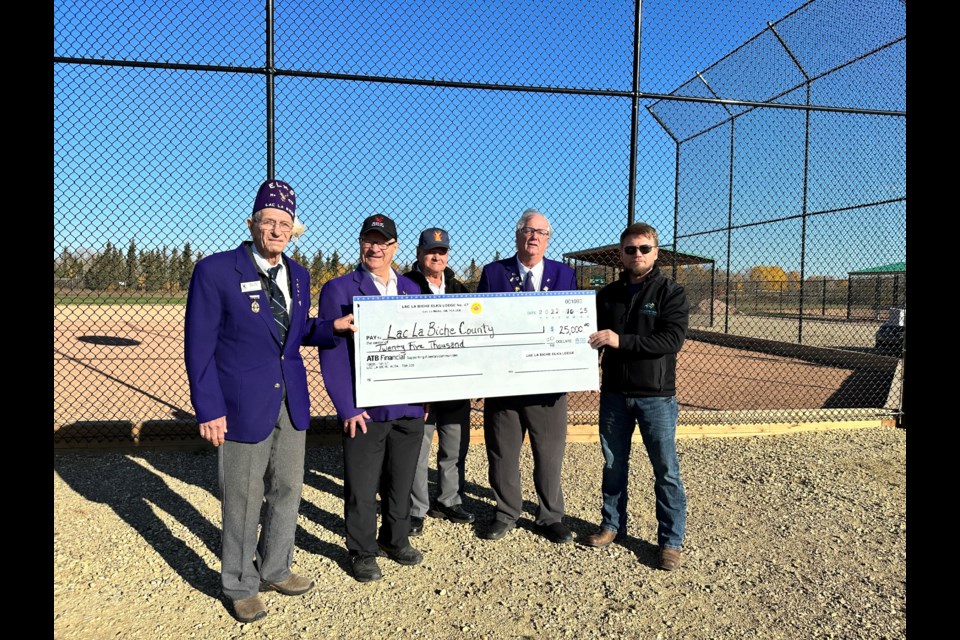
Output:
top-left (318, 214), bottom-right (426, 583)
top-left (185, 179), bottom-right (356, 623)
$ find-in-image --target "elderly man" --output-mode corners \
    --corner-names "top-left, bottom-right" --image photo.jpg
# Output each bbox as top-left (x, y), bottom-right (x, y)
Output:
top-left (318, 214), bottom-right (426, 582)
top-left (184, 179), bottom-right (356, 623)
top-left (584, 222), bottom-right (689, 571)
top-left (403, 228), bottom-right (475, 536)
top-left (475, 208), bottom-right (578, 544)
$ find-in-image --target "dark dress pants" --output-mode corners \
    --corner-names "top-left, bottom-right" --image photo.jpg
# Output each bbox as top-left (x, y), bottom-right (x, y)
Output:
top-left (483, 393), bottom-right (568, 526)
top-left (342, 417), bottom-right (425, 555)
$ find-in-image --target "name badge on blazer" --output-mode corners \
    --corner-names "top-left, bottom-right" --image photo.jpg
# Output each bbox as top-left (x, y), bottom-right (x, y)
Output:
top-left (241, 280), bottom-right (263, 292)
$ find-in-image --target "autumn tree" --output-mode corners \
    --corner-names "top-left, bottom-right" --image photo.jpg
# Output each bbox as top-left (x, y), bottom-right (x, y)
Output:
top-left (748, 265), bottom-right (788, 292)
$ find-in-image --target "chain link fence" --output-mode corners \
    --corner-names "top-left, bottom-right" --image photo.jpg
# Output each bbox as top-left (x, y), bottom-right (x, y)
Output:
top-left (54, 0), bottom-right (906, 447)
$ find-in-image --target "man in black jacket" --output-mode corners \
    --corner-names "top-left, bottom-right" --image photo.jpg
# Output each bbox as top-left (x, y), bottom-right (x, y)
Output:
top-left (403, 228), bottom-right (476, 535)
top-left (583, 222), bottom-right (689, 571)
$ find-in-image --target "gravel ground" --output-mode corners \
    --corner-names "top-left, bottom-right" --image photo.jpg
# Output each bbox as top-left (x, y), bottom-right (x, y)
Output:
top-left (53, 426), bottom-right (906, 640)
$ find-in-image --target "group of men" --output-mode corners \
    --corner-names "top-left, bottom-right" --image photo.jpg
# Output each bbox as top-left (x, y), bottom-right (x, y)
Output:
top-left (185, 179), bottom-right (690, 623)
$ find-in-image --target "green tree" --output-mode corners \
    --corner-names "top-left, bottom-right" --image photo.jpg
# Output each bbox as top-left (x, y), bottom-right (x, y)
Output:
top-left (309, 250), bottom-right (326, 290)
top-left (290, 246), bottom-right (307, 268)
top-left (55, 247), bottom-right (83, 283)
top-left (179, 242), bottom-right (195, 290)
top-left (125, 238), bottom-right (137, 289)
top-left (140, 248), bottom-right (168, 291)
top-left (167, 245), bottom-right (181, 291)
top-left (329, 250), bottom-right (341, 276)
top-left (83, 241), bottom-right (124, 290)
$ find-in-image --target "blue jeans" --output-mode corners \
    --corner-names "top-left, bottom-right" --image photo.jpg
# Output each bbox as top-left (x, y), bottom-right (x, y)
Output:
top-left (598, 392), bottom-right (686, 549)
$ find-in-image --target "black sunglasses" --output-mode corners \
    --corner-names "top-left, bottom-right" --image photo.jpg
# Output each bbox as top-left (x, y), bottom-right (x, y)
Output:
top-left (623, 244), bottom-right (656, 255)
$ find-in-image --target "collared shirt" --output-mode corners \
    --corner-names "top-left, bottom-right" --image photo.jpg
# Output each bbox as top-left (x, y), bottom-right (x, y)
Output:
top-left (250, 245), bottom-right (292, 315)
top-left (360, 263), bottom-right (398, 295)
top-left (411, 262), bottom-right (445, 294)
top-left (516, 257), bottom-right (545, 292)
top-left (423, 269), bottom-right (446, 295)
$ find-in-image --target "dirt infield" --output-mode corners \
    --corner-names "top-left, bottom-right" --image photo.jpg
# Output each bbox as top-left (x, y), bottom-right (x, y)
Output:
top-left (54, 304), bottom-right (900, 443)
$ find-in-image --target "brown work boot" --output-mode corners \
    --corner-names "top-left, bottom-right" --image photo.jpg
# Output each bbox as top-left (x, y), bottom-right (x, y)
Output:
top-left (658, 547), bottom-right (682, 571)
top-left (259, 573), bottom-right (315, 596)
top-left (232, 594), bottom-right (268, 623)
top-left (581, 529), bottom-right (618, 548)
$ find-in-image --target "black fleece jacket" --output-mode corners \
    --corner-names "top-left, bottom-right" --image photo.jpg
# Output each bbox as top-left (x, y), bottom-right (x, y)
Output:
top-left (596, 264), bottom-right (689, 397)
top-left (403, 265), bottom-right (470, 295)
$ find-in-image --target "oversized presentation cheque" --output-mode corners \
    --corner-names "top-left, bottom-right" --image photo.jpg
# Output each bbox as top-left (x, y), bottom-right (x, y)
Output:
top-left (352, 291), bottom-right (599, 407)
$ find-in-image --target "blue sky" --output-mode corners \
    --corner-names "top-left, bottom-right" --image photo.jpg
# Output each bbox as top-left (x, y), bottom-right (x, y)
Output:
top-left (53, 0), bottom-right (905, 278)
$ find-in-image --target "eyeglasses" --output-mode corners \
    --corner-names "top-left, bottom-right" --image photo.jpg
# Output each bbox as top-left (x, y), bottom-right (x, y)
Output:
top-left (623, 244), bottom-right (656, 255)
top-left (519, 227), bottom-right (550, 238)
top-left (257, 219), bottom-right (293, 233)
top-left (360, 238), bottom-right (398, 250)
top-left (423, 247), bottom-right (448, 255)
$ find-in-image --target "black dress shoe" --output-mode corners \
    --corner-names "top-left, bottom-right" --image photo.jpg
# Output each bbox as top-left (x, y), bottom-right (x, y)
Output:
top-left (427, 503), bottom-right (476, 524)
top-left (536, 521), bottom-right (573, 544)
top-left (351, 554), bottom-right (383, 583)
top-left (409, 516), bottom-right (424, 536)
top-left (480, 519), bottom-right (516, 540)
top-left (378, 543), bottom-right (424, 566)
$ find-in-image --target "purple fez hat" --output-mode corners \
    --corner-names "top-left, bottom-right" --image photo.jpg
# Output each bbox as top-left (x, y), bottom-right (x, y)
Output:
top-left (252, 179), bottom-right (296, 219)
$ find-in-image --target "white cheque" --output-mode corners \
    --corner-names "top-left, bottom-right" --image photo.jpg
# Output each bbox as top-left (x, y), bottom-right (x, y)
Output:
top-left (352, 291), bottom-right (599, 407)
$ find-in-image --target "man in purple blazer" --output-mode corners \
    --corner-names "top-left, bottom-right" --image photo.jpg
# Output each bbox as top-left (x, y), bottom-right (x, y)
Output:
top-left (184, 179), bottom-right (355, 623)
top-left (318, 214), bottom-right (427, 583)
top-left (476, 208), bottom-right (578, 545)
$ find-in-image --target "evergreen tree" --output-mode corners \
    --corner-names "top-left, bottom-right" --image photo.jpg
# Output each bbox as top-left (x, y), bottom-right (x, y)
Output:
top-left (329, 250), bottom-right (341, 276)
top-left (83, 241), bottom-right (123, 290)
top-left (179, 242), bottom-right (194, 290)
top-left (167, 245), bottom-right (181, 292)
top-left (55, 248), bottom-right (83, 283)
top-left (310, 250), bottom-right (325, 287)
top-left (125, 238), bottom-right (137, 289)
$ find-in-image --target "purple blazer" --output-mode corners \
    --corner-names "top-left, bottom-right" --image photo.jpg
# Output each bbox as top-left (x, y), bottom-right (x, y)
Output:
top-left (184, 242), bottom-right (336, 443)
top-left (318, 268), bottom-right (426, 422)
top-left (477, 254), bottom-right (578, 403)
top-left (476, 254), bottom-right (577, 294)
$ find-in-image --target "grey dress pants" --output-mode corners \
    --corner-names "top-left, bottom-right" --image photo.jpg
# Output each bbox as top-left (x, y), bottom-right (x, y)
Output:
top-left (218, 402), bottom-right (305, 602)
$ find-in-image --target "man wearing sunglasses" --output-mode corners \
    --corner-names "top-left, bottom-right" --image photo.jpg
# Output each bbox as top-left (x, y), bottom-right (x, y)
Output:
top-left (318, 214), bottom-right (427, 583)
top-left (584, 222), bottom-right (690, 572)
top-left (475, 208), bottom-right (578, 544)
top-left (403, 228), bottom-right (475, 537)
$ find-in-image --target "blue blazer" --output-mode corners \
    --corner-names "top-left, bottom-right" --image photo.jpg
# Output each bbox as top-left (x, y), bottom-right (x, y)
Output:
top-left (476, 254), bottom-right (577, 294)
top-left (318, 267), bottom-right (426, 422)
top-left (184, 242), bottom-right (336, 443)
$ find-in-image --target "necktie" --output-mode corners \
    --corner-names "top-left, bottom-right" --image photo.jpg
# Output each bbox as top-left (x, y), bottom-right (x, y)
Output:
top-left (266, 265), bottom-right (290, 343)
top-left (522, 271), bottom-right (535, 292)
